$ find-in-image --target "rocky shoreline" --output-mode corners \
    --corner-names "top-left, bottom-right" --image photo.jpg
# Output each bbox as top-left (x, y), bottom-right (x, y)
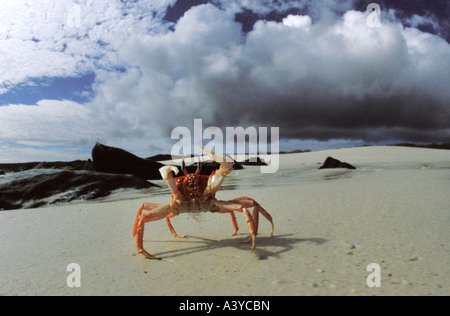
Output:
top-left (0, 169), bottom-right (157, 210)
top-left (0, 143), bottom-right (268, 211)
top-left (0, 143), bottom-right (165, 211)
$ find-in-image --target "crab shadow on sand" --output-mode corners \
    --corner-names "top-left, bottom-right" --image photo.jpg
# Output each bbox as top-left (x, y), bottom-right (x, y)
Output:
top-left (139, 234), bottom-right (328, 260)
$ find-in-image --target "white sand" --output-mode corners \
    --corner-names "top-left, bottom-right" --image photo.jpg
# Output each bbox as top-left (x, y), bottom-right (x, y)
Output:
top-left (0, 146), bottom-right (449, 296)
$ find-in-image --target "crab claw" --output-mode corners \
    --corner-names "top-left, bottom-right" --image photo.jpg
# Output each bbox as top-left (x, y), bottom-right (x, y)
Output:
top-left (200, 147), bottom-right (234, 176)
top-left (159, 166), bottom-right (182, 198)
top-left (159, 166), bottom-right (179, 180)
top-left (200, 147), bottom-right (234, 163)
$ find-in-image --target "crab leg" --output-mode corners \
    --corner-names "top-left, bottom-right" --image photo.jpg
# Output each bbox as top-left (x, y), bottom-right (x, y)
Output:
top-left (215, 200), bottom-right (259, 252)
top-left (243, 208), bottom-right (256, 251)
top-left (219, 211), bottom-right (239, 236)
top-left (229, 197), bottom-right (274, 237)
top-left (165, 216), bottom-right (187, 238)
top-left (159, 166), bottom-right (184, 199)
top-left (133, 203), bottom-right (173, 259)
top-left (201, 147), bottom-right (235, 196)
top-left (133, 202), bottom-right (159, 237)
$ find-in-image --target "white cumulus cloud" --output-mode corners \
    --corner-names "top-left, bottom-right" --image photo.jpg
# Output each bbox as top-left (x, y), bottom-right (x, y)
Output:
top-left (0, 0), bottom-right (176, 93)
top-left (88, 4), bottom-right (450, 147)
top-left (0, 1), bottom-right (449, 162)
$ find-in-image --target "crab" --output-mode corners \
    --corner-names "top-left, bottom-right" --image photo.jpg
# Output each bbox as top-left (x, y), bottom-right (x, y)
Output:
top-left (133, 149), bottom-right (274, 259)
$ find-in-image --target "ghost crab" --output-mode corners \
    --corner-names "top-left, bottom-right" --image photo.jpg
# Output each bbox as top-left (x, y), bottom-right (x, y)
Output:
top-left (133, 148), bottom-right (274, 259)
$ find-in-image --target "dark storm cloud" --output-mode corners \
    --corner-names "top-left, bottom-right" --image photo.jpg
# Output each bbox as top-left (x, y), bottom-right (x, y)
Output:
top-left (354, 0), bottom-right (450, 42)
top-left (2, 0), bottom-right (449, 162)
top-left (92, 2), bottom-right (450, 146)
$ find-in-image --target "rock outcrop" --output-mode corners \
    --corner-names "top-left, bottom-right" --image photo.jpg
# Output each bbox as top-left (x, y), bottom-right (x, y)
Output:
top-left (0, 169), bottom-right (157, 210)
top-left (92, 143), bottom-right (165, 180)
top-left (319, 157), bottom-right (356, 169)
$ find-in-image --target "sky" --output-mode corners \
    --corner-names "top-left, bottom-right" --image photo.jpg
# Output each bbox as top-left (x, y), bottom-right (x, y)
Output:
top-left (0, 0), bottom-right (449, 162)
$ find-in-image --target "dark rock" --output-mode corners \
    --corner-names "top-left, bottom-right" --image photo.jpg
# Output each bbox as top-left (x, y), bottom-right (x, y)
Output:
top-left (92, 143), bottom-right (165, 180)
top-left (0, 162), bottom-right (42, 173)
top-left (241, 157), bottom-right (267, 166)
top-left (179, 160), bottom-right (243, 177)
top-left (146, 154), bottom-right (174, 161)
top-left (319, 157), bottom-right (356, 170)
top-left (0, 169), bottom-right (157, 211)
top-left (0, 198), bottom-right (14, 210)
top-left (33, 160), bottom-right (95, 171)
top-left (280, 149), bottom-right (311, 154)
top-left (0, 160), bottom-right (95, 173)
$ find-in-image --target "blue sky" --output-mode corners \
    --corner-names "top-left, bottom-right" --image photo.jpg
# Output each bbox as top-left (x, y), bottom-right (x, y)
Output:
top-left (0, 0), bottom-right (449, 162)
top-left (0, 73), bottom-right (96, 106)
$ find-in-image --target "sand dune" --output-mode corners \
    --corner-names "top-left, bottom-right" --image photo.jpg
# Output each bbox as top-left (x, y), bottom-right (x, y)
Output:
top-left (0, 146), bottom-right (448, 295)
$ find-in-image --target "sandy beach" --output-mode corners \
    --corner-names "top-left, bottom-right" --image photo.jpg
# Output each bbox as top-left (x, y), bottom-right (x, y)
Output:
top-left (0, 146), bottom-right (449, 296)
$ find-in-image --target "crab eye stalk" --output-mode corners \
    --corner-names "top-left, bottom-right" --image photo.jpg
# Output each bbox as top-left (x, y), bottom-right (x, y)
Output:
top-left (181, 154), bottom-right (190, 176)
top-left (196, 157), bottom-right (202, 175)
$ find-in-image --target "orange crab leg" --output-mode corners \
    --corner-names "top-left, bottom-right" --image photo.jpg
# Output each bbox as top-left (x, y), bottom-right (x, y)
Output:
top-left (215, 200), bottom-right (269, 252)
top-left (133, 202), bottom-right (160, 237)
top-left (243, 208), bottom-right (256, 251)
top-left (165, 216), bottom-right (187, 238)
top-left (133, 203), bottom-right (172, 259)
top-left (219, 211), bottom-right (239, 236)
top-left (229, 197), bottom-right (274, 237)
top-left (166, 217), bottom-right (178, 237)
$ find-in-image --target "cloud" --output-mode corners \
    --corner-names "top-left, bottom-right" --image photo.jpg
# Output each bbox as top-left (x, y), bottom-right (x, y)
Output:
top-left (282, 15), bottom-right (312, 29)
top-left (0, 100), bottom-right (99, 146)
top-left (89, 4), bottom-right (245, 141)
top-left (212, 0), bottom-right (354, 18)
top-left (0, 0), bottom-right (176, 93)
top-left (0, 1), bottom-right (449, 162)
top-left (90, 4), bottom-right (450, 148)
